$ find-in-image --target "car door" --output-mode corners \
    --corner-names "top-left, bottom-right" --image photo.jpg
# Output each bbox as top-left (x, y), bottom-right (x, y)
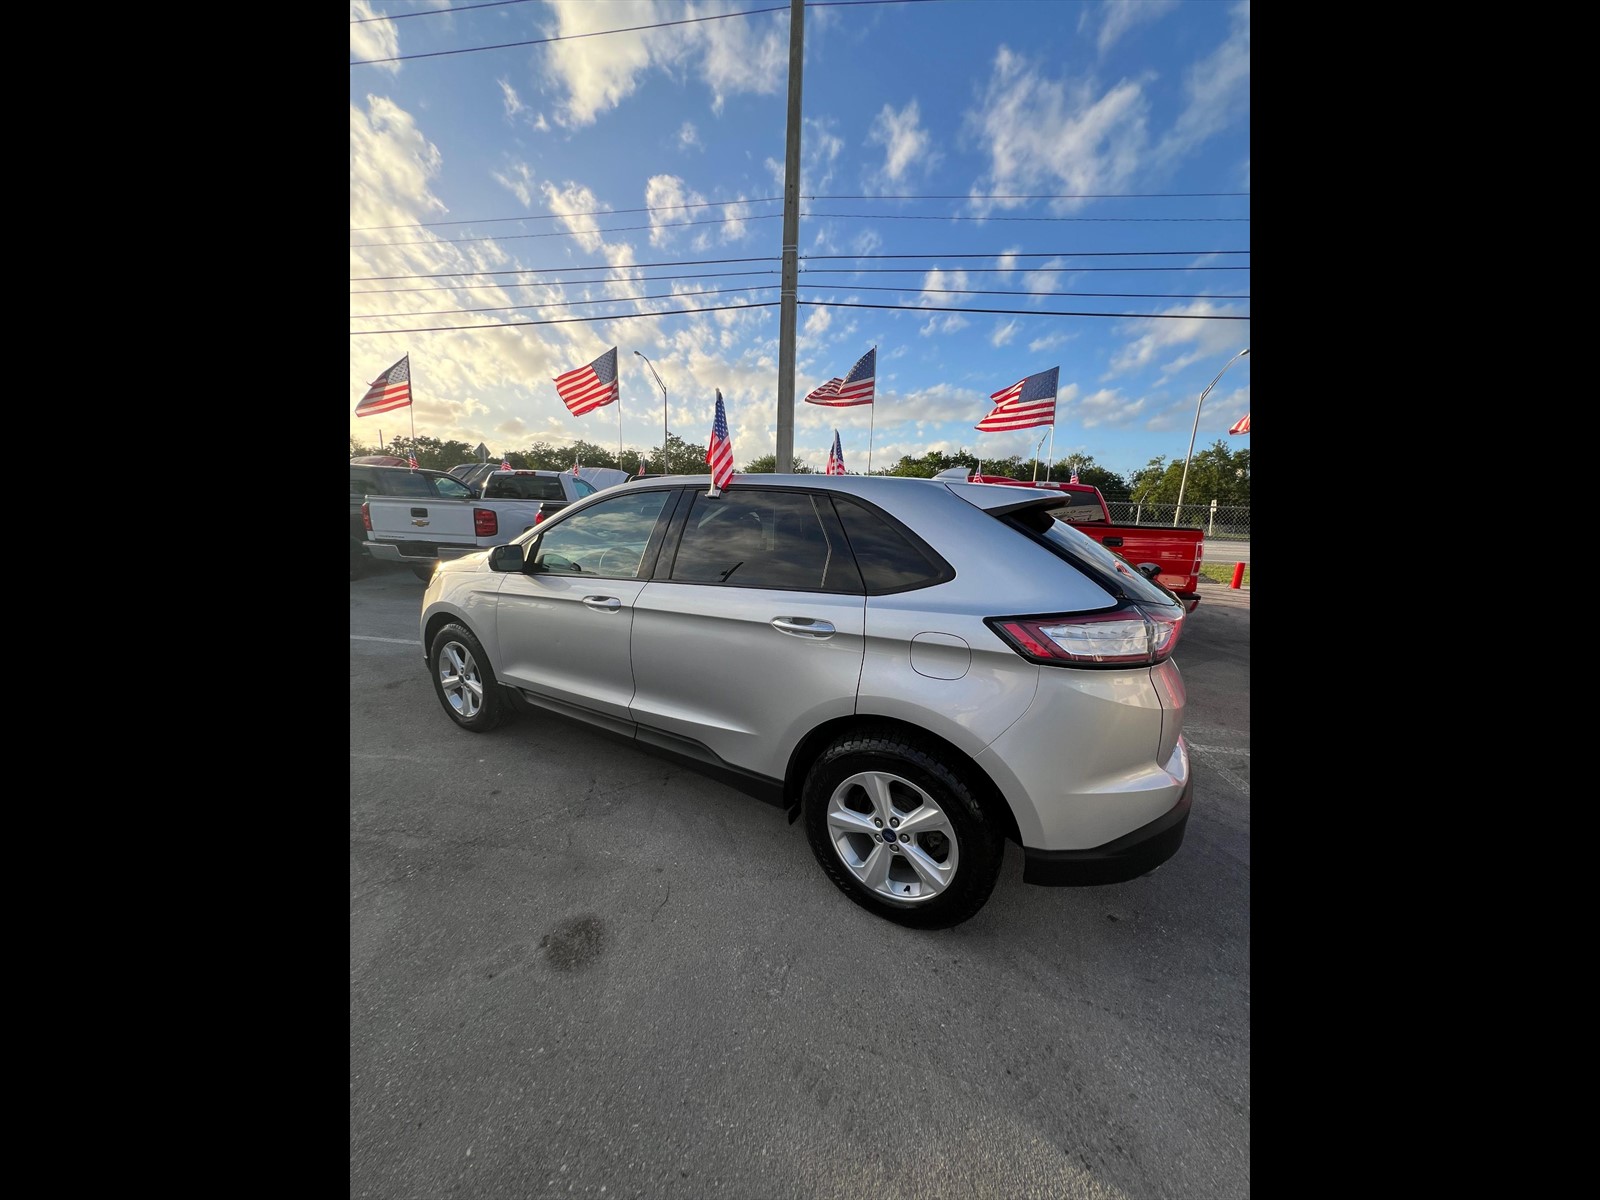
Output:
top-left (491, 489), bottom-right (675, 729)
top-left (628, 487), bottom-right (867, 781)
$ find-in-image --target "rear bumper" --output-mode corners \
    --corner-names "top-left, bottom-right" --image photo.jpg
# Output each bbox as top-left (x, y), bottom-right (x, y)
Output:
top-left (1021, 773), bottom-right (1192, 886)
top-left (364, 540), bottom-right (477, 564)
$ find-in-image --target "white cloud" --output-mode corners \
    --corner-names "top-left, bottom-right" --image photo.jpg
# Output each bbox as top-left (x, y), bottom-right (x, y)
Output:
top-left (535, 0), bottom-right (786, 128)
top-left (678, 121), bottom-right (703, 150)
top-left (350, 0), bottom-right (402, 74)
top-left (919, 314), bottom-right (970, 337)
top-left (1087, 0), bottom-right (1180, 56)
top-left (991, 321), bottom-right (1019, 347)
top-left (963, 47), bottom-right (1153, 211)
top-left (1150, 2), bottom-right (1250, 171)
top-left (866, 100), bottom-right (935, 183)
top-left (645, 175), bottom-right (702, 249)
top-left (1028, 332), bottom-right (1072, 353)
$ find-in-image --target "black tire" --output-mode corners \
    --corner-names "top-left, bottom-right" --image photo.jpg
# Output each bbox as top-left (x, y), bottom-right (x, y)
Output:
top-left (427, 622), bottom-right (505, 732)
top-left (411, 563), bottom-right (437, 582)
top-left (802, 729), bottom-right (1004, 929)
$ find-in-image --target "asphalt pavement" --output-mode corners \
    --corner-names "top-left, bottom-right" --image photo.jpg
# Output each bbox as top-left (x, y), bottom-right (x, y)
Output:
top-left (350, 561), bottom-right (1250, 1199)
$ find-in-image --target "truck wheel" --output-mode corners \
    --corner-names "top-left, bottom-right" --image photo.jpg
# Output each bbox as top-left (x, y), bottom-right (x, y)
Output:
top-left (801, 729), bottom-right (1004, 929)
top-left (411, 564), bottom-right (436, 581)
top-left (428, 623), bottom-right (505, 732)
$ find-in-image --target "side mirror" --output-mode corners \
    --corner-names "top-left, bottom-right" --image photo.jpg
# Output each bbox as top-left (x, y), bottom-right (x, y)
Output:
top-left (1135, 562), bottom-right (1162, 581)
top-left (488, 544), bottom-right (526, 573)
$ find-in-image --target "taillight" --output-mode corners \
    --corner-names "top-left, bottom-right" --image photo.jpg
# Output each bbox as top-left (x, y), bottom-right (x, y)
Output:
top-left (989, 603), bottom-right (1184, 667)
top-left (361, 501), bottom-right (371, 533)
top-left (474, 508), bottom-right (498, 537)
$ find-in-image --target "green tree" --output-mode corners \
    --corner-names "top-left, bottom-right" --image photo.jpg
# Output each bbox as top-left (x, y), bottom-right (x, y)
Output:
top-left (742, 454), bottom-right (815, 473)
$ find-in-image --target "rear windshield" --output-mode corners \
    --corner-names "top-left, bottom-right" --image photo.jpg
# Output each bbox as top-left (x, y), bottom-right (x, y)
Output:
top-left (1010, 508), bottom-right (1179, 607)
top-left (1037, 490), bottom-right (1106, 524)
top-left (484, 474), bottom-right (566, 500)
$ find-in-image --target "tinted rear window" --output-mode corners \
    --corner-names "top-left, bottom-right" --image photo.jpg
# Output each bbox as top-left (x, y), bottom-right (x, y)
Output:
top-left (484, 475), bottom-right (566, 500)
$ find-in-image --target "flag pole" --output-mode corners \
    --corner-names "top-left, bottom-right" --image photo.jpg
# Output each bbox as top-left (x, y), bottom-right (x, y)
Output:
top-left (1046, 427), bottom-right (1055, 479)
top-left (408, 353), bottom-right (417, 464)
top-left (867, 402), bottom-right (875, 475)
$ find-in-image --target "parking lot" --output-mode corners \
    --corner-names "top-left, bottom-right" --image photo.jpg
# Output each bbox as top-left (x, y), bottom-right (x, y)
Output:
top-left (351, 561), bottom-right (1250, 1199)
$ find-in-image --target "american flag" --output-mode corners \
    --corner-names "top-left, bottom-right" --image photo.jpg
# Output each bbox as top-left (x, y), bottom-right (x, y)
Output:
top-left (572, 452), bottom-right (581, 475)
top-left (1228, 413), bottom-right (1250, 434)
top-left (706, 390), bottom-right (734, 493)
top-left (407, 445), bottom-right (419, 470)
top-left (805, 347), bottom-right (876, 406)
top-left (356, 355), bottom-right (412, 417)
top-left (975, 367), bottom-right (1058, 432)
top-left (501, 457), bottom-right (513, 470)
top-left (1069, 467), bottom-right (1080, 484)
top-left (553, 347), bottom-right (620, 417)
top-left (826, 429), bottom-right (846, 475)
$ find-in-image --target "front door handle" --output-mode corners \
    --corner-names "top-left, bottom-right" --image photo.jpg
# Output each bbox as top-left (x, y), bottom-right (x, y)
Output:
top-left (1102, 536), bottom-right (1123, 547)
top-left (772, 617), bottom-right (835, 638)
top-left (583, 596), bottom-right (622, 611)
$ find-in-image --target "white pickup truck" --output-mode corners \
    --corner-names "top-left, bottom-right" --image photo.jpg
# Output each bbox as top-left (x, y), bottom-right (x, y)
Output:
top-left (363, 469), bottom-right (618, 579)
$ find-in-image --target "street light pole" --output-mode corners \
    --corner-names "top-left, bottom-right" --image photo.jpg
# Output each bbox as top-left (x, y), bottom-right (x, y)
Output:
top-left (1174, 347), bottom-right (1249, 526)
top-left (634, 351), bottom-right (669, 475)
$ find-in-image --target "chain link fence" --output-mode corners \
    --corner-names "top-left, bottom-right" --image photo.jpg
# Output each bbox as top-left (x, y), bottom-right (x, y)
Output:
top-left (1105, 500), bottom-right (1251, 543)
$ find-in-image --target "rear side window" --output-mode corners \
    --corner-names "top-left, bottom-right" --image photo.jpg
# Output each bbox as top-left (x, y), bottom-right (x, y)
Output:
top-left (831, 495), bottom-right (953, 594)
top-left (385, 473), bottom-right (435, 497)
top-left (350, 469), bottom-right (377, 497)
top-left (431, 476), bottom-right (475, 500)
top-left (668, 490), bottom-right (863, 592)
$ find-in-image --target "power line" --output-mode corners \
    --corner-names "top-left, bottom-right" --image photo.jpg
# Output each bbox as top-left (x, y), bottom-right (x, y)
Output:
top-left (802, 249), bottom-right (1249, 260)
top-left (353, 212), bottom-right (784, 250)
top-left (352, 268), bottom-right (779, 297)
top-left (806, 192), bottom-right (1250, 200)
top-left (801, 265), bottom-right (1247, 274)
top-left (352, 282), bottom-right (1244, 319)
top-left (353, 210), bottom-right (1244, 249)
top-left (352, 3), bottom-right (790, 66)
top-left (350, 0), bottom-right (944, 63)
top-left (350, 249), bottom-right (1243, 285)
top-left (353, 295), bottom-right (1241, 337)
top-left (354, 284), bottom-right (779, 320)
top-left (799, 300), bottom-right (1247, 320)
top-left (349, 191), bottom-right (1247, 234)
top-left (804, 285), bottom-right (1248, 300)
top-left (351, 300), bottom-right (780, 335)
top-left (352, 0), bottom-right (536, 24)
top-left (351, 255), bottom-right (776, 283)
top-left (802, 212), bottom-right (1248, 223)
top-left (350, 196), bottom-right (783, 234)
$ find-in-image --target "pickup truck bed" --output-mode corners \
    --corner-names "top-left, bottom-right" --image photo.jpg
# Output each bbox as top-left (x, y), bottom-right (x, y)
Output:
top-left (362, 469), bottom-right (611, 578)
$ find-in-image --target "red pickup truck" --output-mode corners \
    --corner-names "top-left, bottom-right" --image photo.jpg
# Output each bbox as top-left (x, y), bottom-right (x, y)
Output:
top-left (939, 470), bottom-right (1206, 612)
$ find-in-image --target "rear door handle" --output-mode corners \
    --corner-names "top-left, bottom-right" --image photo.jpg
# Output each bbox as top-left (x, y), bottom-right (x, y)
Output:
top-left (1103, 536), bottom-right (1123, 547)
top-left (583, 596), bottom-right (622, 612)
top-left (772, 617), bottom-right (835, 638)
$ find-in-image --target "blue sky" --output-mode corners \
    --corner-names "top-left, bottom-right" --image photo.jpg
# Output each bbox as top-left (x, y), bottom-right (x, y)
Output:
top-left (350, 0), bottom-right (1249, 479)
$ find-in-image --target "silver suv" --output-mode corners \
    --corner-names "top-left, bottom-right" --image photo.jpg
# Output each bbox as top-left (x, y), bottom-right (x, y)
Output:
top-left (417, 474), bottom-right (1192, 927)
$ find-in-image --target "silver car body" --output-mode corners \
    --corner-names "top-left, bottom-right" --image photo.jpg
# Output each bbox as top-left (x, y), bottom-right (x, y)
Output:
top-left (418, 474), bottom-right (1189, 864)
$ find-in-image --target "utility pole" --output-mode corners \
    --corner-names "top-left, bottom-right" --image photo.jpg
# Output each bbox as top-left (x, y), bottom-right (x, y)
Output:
top-left (775, 0), bottom-right (804, 472)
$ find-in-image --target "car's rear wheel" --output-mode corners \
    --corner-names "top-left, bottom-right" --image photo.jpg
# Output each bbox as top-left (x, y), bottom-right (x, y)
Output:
top-left (428, 623), bottom-right (505, 732)
top-left (411, 563), bottom-right (437, 581)
top-left (802, 730), bottom-right (1004, 928)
